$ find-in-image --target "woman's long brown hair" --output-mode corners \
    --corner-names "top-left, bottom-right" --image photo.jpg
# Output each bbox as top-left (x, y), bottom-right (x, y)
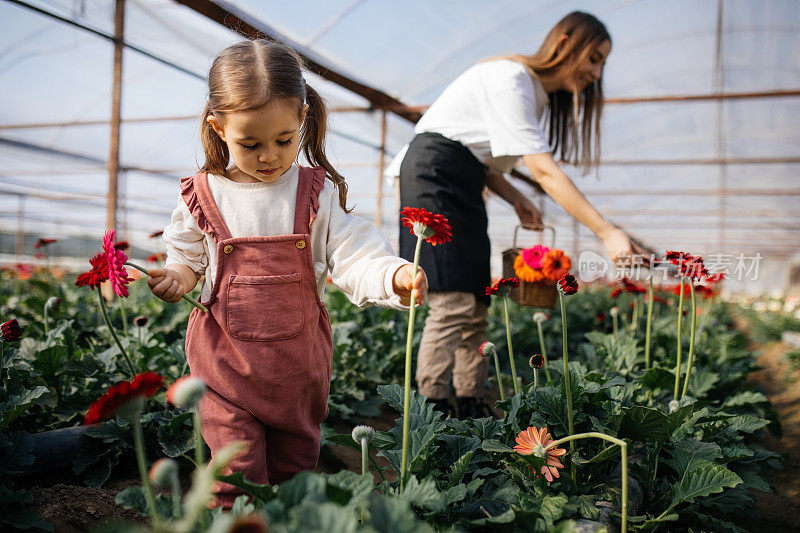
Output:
top-left (200, 40), bottom-right (350, 211)
top-left (490, 11), bottom-right (611, 174)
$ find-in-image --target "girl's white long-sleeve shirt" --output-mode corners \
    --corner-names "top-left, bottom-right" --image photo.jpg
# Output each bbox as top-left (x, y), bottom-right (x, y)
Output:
top-left (163, 165), bottom-right (409, 310)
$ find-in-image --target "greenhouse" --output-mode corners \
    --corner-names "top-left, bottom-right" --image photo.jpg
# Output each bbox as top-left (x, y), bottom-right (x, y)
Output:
top-left (1, 0), bottom-right (799, 531)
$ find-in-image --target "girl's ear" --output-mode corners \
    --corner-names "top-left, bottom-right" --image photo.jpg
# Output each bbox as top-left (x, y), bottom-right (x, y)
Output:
top-left (555, 34), bottom-right (569, 54)
top-left (299, 103), bottom-right (309, 125)
top-left (206, 115), bottom-right (226, 142)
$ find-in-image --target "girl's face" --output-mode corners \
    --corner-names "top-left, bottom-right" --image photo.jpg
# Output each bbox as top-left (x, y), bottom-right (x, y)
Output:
top-left (562, 39), bottom-right (611, 94)
top-left (208, 98), bottom-right (307, 183)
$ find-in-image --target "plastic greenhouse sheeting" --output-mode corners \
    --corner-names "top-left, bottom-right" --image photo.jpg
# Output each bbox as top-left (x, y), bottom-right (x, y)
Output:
top-left (0, 0), bottom-right (798, 294)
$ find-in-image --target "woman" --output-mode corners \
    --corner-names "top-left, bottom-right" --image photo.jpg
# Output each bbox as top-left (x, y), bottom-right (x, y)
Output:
top-left (391, 11), bottom-right (643, 419)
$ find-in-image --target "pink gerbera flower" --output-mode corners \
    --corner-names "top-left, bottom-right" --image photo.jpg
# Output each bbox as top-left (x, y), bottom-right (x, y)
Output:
top-left (102, 229), bottom-right (134, 297)
top-left (521, 245), bottom-right (550, 269)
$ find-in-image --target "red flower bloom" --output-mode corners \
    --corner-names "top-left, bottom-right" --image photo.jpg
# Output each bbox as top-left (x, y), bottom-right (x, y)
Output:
top-left (610, 287), bottom-right (622, 298)
top-left (557, 274), bottom-right (578, 295)
top-left (114, 240), bottom-right (130, 251)
top-left (102, 229), bottom-right (134, 297)
top-left (75, 253), bottom-right (109, 289)
top-left (14, 263), bottom-right (33, 280)
top-left (621, 278), bottom-right (646, 294)
top-left (1, 319), bottom-right (22, 342)
top-left (400, 207), bottom-right (452, 246)
top-left (34, 238), bottom-right (57, 249)
top-left (147, 252), bottom-right (165, 263)
top-left (84, 372), bottom-right (164, 425)
top-left (705, 272), bottom-right (725, 284)
top-left (485, 277), bottom-right (520, 297)
top-left (149, 230), bottom-right (164, 239)
top-left (653, 294), bottom-right (668, 304)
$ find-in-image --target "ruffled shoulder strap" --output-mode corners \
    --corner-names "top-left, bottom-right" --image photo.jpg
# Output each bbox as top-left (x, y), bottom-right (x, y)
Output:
top-left (179, 172), bottom-right (232, 242)
top-left (294, 166), bottom-right (328, 234)
top-left (307, 166), bottom-right (327, 225)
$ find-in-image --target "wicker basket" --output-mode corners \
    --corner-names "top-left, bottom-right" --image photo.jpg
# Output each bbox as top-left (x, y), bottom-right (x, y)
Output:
top-left (502, 225), bottom-right (558, 308)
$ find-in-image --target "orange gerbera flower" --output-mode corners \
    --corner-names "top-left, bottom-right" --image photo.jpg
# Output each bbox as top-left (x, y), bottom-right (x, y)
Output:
top-left (514, 255), bottom-right (544, 283)
top-left (513, 426), bottom-right (566, 482)
top-left (540, 250), bottom-right (571, 281)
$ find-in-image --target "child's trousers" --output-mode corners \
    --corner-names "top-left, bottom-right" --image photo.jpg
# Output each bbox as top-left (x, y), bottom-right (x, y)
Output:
top-left (180, 168), bottom-right (333, 508)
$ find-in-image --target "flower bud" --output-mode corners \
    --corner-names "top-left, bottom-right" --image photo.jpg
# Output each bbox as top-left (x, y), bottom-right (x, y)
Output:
top-left (529, 354), bottom-right (544, 369)
top-left (148, 457), bottom-right (179, 488)
top-left (532, 312), bottom-right (549, 324)
top-left (557, 274), bottom-right (578, 295)
top-left (166, 376), bottom-right (206, 409)
top-left (1, 319), bottom-right (22, 342)
top-left (610, 306), bottom-right (619, 317)
top-left (668, 400), bottom-right (680, 414)
top-left (478, 341), bottom-right (497, 357)
top-left (351, 425), bottom-right (376, 445)
top-left (133, 315), bottom-right (148, 327)
top-left (45, 297), bottom-right (61, 311)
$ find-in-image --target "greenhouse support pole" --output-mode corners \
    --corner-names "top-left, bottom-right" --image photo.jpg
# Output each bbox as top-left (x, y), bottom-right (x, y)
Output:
top-left (375, 110), bottom-right (387, 231)
top-left (15, 194), bottom-right (25, 258)
top-left (106, 0), bottom-right (125, 231)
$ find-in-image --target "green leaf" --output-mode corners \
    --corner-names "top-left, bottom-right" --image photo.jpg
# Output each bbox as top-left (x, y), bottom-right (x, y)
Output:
top-left (723, 414), bottom-right (769, 434)
top-left (368, 494), bottom-right (435, 533)
top-left (639, 367), bottom-right (676, 391)
top-left (695, 513), bottom-right (749, 533)
top-left (664, 440), bottom-right (722, 475)
top-left (377, 384), bottom-right (441, 425)
top-left (447, 451), bottom-right (473, 486)
top-left (324, 469), bottom-right (374, 505)
top-left (399, 475), bottom-right (445, 512)
top-left (722, 391), bottom-right (768, 407)
top-left (668, 463), bottom-right (742, 509)
top-left (114, 486), bottom-right (173, 518)
top-left (288, 502), bottom-right (359, 533)
top-left (619, 406), bottom-right (669, 443)
top-left (442, 484), bottom-right (468, 507)
top-left (686, 370), bottom-right (719, 397)
top-left (481, 439), bottom-right (514, 453)
top-left (0, 385), bottom-right (50, 428)
top-left (518, 493), bottom-right (569, 530)
top-left (218, 472), bottom-right (278, 503)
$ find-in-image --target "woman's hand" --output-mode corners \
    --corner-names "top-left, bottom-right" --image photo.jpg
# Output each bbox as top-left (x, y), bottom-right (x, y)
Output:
top-left (147, 267), bottom-right (189, 303)
top-left (513, 196), bottom-right (543, 229)
top-left (392, 264), bottom-right (428, 307)
top-left (601, 227), bottom-right (645, 265)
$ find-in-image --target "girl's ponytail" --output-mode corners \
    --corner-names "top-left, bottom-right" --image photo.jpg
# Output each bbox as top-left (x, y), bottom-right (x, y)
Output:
top-left (301, 83), bottom-right (351, 213)
top-left (200, 102), bottom-right (229, 175)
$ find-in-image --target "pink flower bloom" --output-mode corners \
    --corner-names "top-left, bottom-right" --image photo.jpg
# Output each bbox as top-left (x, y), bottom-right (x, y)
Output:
top-left (521, 245), bottom-right (550, 269)
top-left (513, 426), bottom-right (566, 483)
top-left (102, 229), bottom-right (134, 297)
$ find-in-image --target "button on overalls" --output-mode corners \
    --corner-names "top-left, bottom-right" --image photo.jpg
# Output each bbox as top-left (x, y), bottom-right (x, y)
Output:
top-left (179, 167), bottom-right (332, 507)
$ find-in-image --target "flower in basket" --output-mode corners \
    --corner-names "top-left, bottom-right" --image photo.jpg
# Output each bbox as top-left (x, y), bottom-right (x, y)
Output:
top-left (541, 250), bottom-right (571, 281)
top-left (513, 426), bottom-right (566, 482)
top-left (400, 207), bottom-right (452, 245)
top-left (522, 245), bottom-right (549, 269)
top-left (84, 372), bottom-right (164, 425)
top-left (485, 277), bottom-right (520, 297)
top-left (514, 255), bottom-right (545, 282)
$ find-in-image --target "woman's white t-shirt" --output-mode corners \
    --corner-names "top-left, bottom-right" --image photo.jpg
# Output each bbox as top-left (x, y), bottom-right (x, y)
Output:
top-left (387, 59), bottom-right (551, 176)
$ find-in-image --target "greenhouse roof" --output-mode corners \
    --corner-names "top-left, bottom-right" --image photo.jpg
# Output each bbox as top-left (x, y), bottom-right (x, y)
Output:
top-left (1, 0), bottom-right (798, 293)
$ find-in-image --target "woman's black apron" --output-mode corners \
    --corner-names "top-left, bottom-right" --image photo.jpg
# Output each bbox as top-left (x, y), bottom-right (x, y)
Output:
top-left (399, 132), bottom-right (490, 306)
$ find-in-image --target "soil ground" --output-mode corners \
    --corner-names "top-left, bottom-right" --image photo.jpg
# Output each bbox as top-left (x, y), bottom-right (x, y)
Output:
top-left (15, 319), bottom-right (800, 532)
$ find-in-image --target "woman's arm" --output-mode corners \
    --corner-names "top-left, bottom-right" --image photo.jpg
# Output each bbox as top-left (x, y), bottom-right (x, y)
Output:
top-left (485, 171), bottom-right (543, 228)
top-left (522, 153), bottom-right (643, 262)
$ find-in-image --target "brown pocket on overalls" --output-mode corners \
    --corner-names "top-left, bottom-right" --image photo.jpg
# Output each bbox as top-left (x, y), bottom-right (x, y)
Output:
top-left (226, 273), bottom-right (305, 342)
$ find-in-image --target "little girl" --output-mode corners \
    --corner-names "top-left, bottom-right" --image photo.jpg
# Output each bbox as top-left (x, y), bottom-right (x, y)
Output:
top-left (148, 40), bottom-right (427, 507)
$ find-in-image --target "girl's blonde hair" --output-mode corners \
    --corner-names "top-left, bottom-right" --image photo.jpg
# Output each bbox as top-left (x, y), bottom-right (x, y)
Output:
top-left (200, 40), bottom-right (350, 211)
top-left (491, 11), bottom-right (610, 173)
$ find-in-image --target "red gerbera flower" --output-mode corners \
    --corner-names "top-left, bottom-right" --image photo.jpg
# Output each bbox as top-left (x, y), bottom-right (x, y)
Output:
top-left (34, 238), bottom-right (57, 249)
top-left (557, 274), bottom-right (579, 295)
top-left (610, 287), bottom-right (622, 298)
top-left (102, 229), bottom-right (134, 298)
top-left (705, 272), bottom-right (725, 284)
top-left (621, 278), bottom-right (646, 294)
top-left (513, 426), bottom-right (566, 482)
top-left (84, 372), bottom-right (164, 425)
top-left (75, 253), bottom-right (109, 289)
top-left (114, 240), bottom-right (130, 251)
top-left (1, 319), bottom-right (22, 342)
top-left (485, 277), bottom-right (520, 297)
top-left (400, 207), bottom-right (452, 246)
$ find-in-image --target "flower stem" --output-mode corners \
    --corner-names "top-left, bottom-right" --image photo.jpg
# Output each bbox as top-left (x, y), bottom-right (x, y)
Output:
top-left (492, 351), bottom-right (505, 402)
top-left (546, 432), bottom-right (627, 533)
top-left (558, 292), bottom-right (576, 482)
top-left (644, 275), bottom-right (654, 370)
top-left (192, 408), bottom-right (206, 530)
top-left (503, 298), bottom-right (519, 395)
top-left (43, 304), bottom-right (50, 337)
top-left (673, 276), bottom-right (685, 402)
top-left (360, 437), bottom-right (369, 524)
top-left (120, 298), bottom-right (129, 337)
top-left (680, 283), bottom-right (697, 399)
top-left (169, 470), bottom-right (182, 519)
top-left (98, 290), bottom-right (136, 379)
top-left (631, 297), bottom-right (638, 336)
top-left (400, 234), bottom-right (423, 491)
top-left (133, 418), bottom-right (160, 524)
top-left (533, 368), bottom-right (538, 389)
top-left (612, 313), bottom-right (619, 337)
top-left (536, 321), bottom-right (552, 382)
top-left (124, 262), bottom-right (207, 312)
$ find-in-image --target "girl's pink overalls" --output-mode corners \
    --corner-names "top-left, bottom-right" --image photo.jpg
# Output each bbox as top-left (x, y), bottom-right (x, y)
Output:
top-left (180, 166), bottom-right (333, 507)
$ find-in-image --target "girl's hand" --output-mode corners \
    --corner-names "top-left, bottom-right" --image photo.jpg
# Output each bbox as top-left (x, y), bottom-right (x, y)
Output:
top-left (601, 227), bottom-right (645, 265)
top-left (513, 196), bottom-right (543, 229)
top-left (393, 264), bottom-right (428, 307)
top-left (147, 267), bottom-right (189, 303)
